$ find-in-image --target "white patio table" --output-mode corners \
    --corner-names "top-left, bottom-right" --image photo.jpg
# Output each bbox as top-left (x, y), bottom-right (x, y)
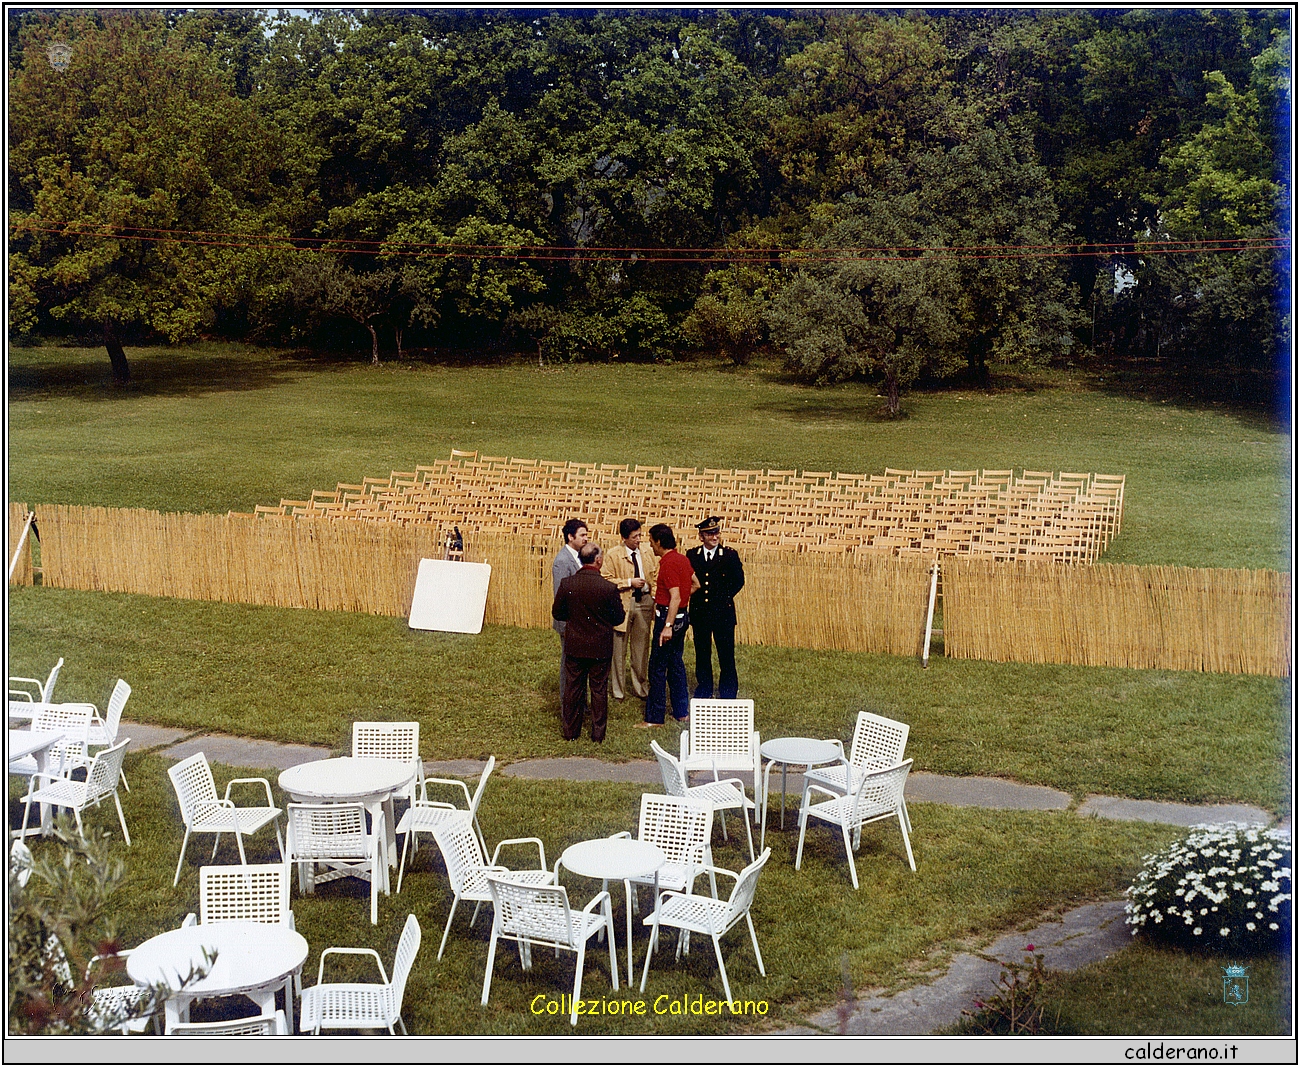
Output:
top-left (8, 729), bottom-right (67, 836)
top-left (759, 736), bottom-right (842, 852)
top-left (7, 700), bottom-right (53, 725)
top-left (127, 919), bottom-right (308, 1034)
top-left (278, 757), bottom-right (417, 891)
top-left (558, 837), bottom-right (665, 986)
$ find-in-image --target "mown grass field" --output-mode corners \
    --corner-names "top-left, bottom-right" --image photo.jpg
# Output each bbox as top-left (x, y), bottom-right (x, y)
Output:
top-left (8, 343), bottom-right (1292, 570)
top-left (7, 586), bottom-right (1289, 811)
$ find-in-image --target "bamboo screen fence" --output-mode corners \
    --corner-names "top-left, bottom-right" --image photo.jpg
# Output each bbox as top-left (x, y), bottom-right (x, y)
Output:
top-left (31, 504), bottom-right (1290, 675)
top-left (243, 451), bottom-right (1127, 564)
top-left (33, 507), bottom-right (927, 655)
top-left (943, 558), bottom-right (1292, 677)
top-left (8, 503), bottom-right (33, 586)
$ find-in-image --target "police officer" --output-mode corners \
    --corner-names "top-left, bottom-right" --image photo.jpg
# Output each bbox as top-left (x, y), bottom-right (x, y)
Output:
top-left (686, 516), bottom-right (745, 699)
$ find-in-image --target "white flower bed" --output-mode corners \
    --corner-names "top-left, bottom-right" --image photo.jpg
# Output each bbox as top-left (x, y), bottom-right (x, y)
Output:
top-left (1125, 824), bottom-right (1292, 953)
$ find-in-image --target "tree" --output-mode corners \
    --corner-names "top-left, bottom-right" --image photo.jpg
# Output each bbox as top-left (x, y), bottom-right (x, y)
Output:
top-left (681, 264), bottom-right (780, 365)
top-left (767, 192), bottom-right (962, 415)
top-left (289, 254), bottom-right (416, 364)
top-left (8, 11), bottom-right (285, 382)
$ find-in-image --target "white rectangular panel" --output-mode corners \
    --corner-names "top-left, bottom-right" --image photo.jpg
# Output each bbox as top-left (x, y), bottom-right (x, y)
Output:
top-left (408, 558), bottom-right (491, 634)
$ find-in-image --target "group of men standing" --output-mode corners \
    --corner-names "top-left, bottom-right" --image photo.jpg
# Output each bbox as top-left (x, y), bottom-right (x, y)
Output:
top-left (550, 516), bottom-right (745, 741)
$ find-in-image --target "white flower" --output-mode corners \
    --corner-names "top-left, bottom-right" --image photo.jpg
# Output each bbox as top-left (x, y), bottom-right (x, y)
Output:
top-left (1246, 923), bottom-right (1256, 931)
top-left (1193, 927), bottom-right (1203, 935)
top-left (1269, 923), bottom-right (1278, 930)
top-left (1219, 927), bottom-right (1230, 936)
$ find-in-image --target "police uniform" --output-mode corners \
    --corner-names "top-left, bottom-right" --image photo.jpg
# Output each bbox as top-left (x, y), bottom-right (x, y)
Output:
top-left (686, 517), bottom-right (745, 699)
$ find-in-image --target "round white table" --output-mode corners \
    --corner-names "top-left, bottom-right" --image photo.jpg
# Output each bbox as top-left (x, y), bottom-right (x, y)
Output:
top-left (127, 920), bottom-right (308, 1034)
top-left (279, 757), bottom-right (418, 891)
top-left (759, 737), bottom-right (842, 851)
top-left (559, 838), bottom-right (666, 985)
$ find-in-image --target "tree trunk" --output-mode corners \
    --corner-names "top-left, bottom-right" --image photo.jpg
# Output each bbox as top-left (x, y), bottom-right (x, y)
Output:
top-left (885, 369), bottom-right (900, 416)
top-left (366, 323), bottom-right (380, 365)
top-left (395, 326), bottom-right (403, 360)
top-left (103, 322), bottom-right (130, 384)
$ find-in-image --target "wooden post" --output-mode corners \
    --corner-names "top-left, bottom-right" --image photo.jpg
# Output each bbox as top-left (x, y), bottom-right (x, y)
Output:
top-left (8, 511), bottom-right (33, 582)
top-left (921, 558), bottom-right (940, 669)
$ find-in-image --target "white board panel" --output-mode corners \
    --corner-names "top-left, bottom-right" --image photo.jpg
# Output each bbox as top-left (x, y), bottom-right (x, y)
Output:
top-left (408, 558), bottom-right (491, 634)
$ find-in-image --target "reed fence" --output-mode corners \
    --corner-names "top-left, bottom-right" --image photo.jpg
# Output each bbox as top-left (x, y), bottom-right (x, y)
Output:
top-left (32, 505), bottom-right (1290, 675)
top-left (943, 558), bottom-right (1292, 677)
top-left (8, 503), bottom-right (33, 586)
top-left (244, 450), bottom-right (1126, 565)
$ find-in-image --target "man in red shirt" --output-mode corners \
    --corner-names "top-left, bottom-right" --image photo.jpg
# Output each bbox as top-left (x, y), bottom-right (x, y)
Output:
top-left (638, 524), bottom-right (699, 727)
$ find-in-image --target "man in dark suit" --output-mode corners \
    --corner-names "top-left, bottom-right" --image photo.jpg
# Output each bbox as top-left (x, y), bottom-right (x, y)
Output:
top-left (551, 542), bottom-right (625, 742)
top-left (686, 516), bottom-right (745, 699)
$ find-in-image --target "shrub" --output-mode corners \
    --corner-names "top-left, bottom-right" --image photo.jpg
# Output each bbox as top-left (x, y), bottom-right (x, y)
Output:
top-left (1125, 825), bottom-right (1292, 953)
top-left (961, 944), bottom-right (1060, 1035)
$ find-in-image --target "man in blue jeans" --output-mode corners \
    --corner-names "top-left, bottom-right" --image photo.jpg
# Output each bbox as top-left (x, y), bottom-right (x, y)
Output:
top-left (639, 523), bottom-right (699, 728)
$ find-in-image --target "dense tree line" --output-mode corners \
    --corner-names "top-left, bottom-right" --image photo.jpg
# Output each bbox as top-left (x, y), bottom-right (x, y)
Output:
top-left (8, 9), bottom-right (1290, 406)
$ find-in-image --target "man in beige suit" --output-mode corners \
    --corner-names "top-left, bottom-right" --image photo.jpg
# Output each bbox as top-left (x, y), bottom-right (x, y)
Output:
top-left (601, 517), bottom-right (659, 700)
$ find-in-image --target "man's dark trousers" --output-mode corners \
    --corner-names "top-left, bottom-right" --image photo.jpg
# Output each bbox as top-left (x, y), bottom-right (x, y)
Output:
top-left (692, 617), bottom-right (738, 700)
top-left (562, 655), bottom-right (611, 741)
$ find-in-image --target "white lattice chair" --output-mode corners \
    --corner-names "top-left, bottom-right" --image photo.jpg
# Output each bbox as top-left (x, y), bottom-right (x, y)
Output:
top-left (85, 950), bottom-right (154, 1034)
top-left (200, 861), bottom-right (299, 1006)
top-left (639, 847), bottom-right (771, 1002)
top-left (300, 913), bottom-right (422, 1035)
top-left (287, 803), bottom-right (381, 925)
top-left (9, 657), bottom-right (62, 703)
top-left (651, 740), bottom-right (754, 861)
top-left (396, 756), bottom-right (495, 893)
top-left (79, 679), bottom-right (133, 791)
top-left (680, 698), bottom-right (761, 814)
top-left (20, 737), bottom-right (132, 846)
top-left (796, 759), bottom-right (915, 887)
top-left (170, 1009), bottom-right (286, 1035)
top-left (167, 752), bottom-right (285, 886)
top-left (8, 701), bottom-right (93, 781)
top-left (482, 876), bottom-right (617, 1027)
top-left (611, 793), bottom-right (717, 908)
top-left (352, 721), bottom-right (421, 805)
top-left (804, 711), bottom-right (909, 802)
top-left (429, 812), bottom-right (554, 959)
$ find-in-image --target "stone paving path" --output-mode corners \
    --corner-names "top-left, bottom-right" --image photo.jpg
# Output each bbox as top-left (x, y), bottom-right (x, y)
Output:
top-left (119, 719), bottom-right (1284, 1036)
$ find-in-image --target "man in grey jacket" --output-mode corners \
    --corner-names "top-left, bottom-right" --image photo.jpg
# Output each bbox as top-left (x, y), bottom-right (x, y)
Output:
top-left (551, 519), bottom-right (588, 676)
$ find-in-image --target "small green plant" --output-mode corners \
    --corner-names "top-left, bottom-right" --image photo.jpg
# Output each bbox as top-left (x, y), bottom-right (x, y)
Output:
top-left (7, 819), bottom-right (206, 1034)
top-left (962, 944), bottom-right (1061, 1034)
top-left (1125, 825), bottom-right (1292, 953)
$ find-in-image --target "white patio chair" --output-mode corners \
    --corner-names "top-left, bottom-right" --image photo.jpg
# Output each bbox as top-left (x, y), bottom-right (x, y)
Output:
top-left (300, 913), bottom-right (422, 1035)
top-left (9, 657), bottom-right (63, 703)
top-left (168, 752), bottom-right (285, 886)
top-left (10, 839), bottom-right (34, 887)
top-left (611, 793), bottom-right (717, 908)
top-left (200, 861), bottom-right (299, 1006)
top-left (352, 721), bottom-right (421, 804)
top-left (680, 698), bottom-right (761, 815)
top-left (429, 812), bottom-right (554, 959)
top-left (639, 848), bottom-right (771, 1003)
top-left (803, 710), bottom-right (909, 803)
top-left (482, 875), bottom-right (618, 1027)
top-left (80, 679), bottom-right (133, 791)
top-left (170, 1009), bottom-right (285, 1035)
top-left (8, 701), bottom-right (93, 782)
top-left (287, 802), bottom-right (381, 924)
top-left (796, 759), bottom-right (915, 887)
top-left (395, 756), bottom-right (495, 893)
top-left (19, 738), bottom-right (132, 845)
top-left (651, 740), bottom-right (754, 861)
top-left (85, 951), bottom-right (154, 1034)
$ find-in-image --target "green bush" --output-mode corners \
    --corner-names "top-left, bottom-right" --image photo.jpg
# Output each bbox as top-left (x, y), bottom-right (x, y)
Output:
top-left (1125, 826), bottom-right (1292, 954)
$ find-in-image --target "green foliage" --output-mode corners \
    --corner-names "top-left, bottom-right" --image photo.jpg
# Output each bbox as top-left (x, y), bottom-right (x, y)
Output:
top-left (7, 11), bottom-right (287, 378)
top-left (681, 265), bottom-right (779, 365)
top-left (962, 944), bottom-right (1061, 1034)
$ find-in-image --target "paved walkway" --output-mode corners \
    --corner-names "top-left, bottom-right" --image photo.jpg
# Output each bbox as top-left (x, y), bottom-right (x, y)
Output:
top-left (120, 719), bottom-right (1285, 1036)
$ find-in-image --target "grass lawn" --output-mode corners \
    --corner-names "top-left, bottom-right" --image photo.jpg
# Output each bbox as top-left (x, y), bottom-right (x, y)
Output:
top-left (7, 343), bottom-right (1291, 570)
top-left (9, 753), bottom-right (1182, 1035)
top-left (8, 586), bottom-right (1290, 811)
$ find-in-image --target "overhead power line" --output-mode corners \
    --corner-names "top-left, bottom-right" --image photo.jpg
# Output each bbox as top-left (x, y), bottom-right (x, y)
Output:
top-left (8, 219), bottom-right (1288, 264)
